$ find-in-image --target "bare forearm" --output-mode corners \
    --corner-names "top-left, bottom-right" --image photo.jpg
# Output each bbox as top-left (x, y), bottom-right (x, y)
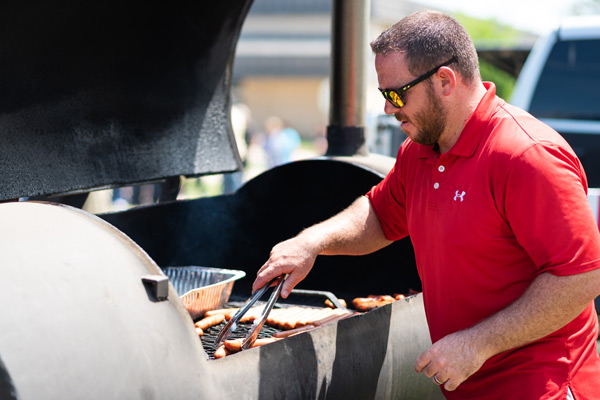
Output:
top-left (469, 269), bottom-right (600, 358)
top-left (303, 196), bottom-right (392, 256)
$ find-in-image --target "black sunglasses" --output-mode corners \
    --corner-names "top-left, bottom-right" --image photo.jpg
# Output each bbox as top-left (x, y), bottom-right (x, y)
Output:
top-left (378, 57), bottom-right (457, 108)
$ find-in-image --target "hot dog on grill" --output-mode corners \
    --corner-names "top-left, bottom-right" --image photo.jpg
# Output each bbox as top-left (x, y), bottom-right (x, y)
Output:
top-left (195, 313), bottom-right (226, 330)
top-left (266, 307), bottom-right (297, 328)
top-left (240, 307), bottom-right (264, 323)
top-left (352, 295), bottom-right (396, 312)
top-left (223, 339), bottom-right (244, 352)
top-left (283, 307), bottom-right (321, 330)
top-left (267, 306), bottom-right (322, 330)
top-left (204, 308), bottom-right (238, 320)
top-left (205, 307), bottom-right (263, 321)
top-left (268, 307), bottom-right (353, 329)
top-left (324, 298), bottom-right (347, 308)
top-left (297, 308), bottom-right (335, 327)
top-left (224, 337), bottom-right (280, 352)
top-left (312, 309), bottom-right (356, 326)
top-left (213, 345), bottom-right (231, 359)
top-left (272, 324), bottom-right (316, 338)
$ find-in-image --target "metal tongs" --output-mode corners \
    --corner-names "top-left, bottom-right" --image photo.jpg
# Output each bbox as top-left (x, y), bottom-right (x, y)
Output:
top-left (214, 275), bottom-right (287, 351)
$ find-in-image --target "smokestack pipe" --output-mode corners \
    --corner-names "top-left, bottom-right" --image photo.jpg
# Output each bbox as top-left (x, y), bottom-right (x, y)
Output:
top-left (326, 0), bottom-right (370, 156)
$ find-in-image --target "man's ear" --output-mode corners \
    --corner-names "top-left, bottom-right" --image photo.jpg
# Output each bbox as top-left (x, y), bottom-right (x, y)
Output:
top-left (436, 66), bottom-right (456, 96)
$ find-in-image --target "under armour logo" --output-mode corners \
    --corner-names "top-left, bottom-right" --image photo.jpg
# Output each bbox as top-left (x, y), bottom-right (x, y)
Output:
top-left (454, 190), bottom-right (466, 202)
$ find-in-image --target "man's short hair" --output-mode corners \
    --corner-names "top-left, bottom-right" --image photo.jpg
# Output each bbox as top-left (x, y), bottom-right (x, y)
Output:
top-left (370, 11), bottom-right (480, 84)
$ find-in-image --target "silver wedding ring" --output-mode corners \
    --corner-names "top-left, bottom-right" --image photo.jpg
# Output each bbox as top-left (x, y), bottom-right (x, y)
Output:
top-left (433, 375), bottom-right (443, 385)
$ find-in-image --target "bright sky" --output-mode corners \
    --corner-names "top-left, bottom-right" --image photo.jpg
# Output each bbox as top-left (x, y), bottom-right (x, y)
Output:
top-left (416, 0), bottom-right (581, 34)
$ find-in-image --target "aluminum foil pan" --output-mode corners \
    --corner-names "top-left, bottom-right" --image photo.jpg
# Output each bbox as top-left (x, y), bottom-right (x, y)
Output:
top-left (162, 266), bottom-right (246, 320)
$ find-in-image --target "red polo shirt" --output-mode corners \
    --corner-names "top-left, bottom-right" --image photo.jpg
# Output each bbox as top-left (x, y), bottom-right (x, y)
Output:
top-left (367, 83), bottom-right (600, 399)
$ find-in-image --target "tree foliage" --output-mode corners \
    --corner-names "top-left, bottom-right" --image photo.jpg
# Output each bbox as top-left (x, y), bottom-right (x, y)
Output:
top-left (438, 0), bottom-right (599, 100)
top-left (453, 13), bottom-right (524, 100)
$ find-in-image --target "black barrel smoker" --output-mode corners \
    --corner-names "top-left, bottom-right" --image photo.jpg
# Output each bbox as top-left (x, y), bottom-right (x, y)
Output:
top-left (0, 1), bottom-right (443, 399)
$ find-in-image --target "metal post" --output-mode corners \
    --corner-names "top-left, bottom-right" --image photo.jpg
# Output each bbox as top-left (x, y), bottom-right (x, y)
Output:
top-left (326, 0), bottom-right (370, 156)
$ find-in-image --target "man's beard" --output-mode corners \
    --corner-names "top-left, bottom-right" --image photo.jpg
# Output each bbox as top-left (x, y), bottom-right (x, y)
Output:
top-left (404, 84), bottom-right (447, 147)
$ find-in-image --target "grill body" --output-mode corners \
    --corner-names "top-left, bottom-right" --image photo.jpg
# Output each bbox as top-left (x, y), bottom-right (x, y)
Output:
top-left (0, 192), bottom-right (440, 399)
top-left (0, 202), bottom-right (214, 400)
top-left (0, 0), bottom-right (250, 201)
top-left (0, 1), bottom-right (443, 398)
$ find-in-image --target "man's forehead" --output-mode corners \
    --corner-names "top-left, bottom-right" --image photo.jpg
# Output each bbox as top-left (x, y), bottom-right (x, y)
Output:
top-left (375, 51), bottom-right (412, 87)
top-left (375, 50), bottom-right (405, 63)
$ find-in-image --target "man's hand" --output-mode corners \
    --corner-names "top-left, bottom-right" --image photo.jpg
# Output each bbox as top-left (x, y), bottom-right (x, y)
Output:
top-left (415, 329), bottom-right (489, 391)
top-left (252, 236), bottom-right (319, 298)
top-left (415, 269), bottom-right (600, 391)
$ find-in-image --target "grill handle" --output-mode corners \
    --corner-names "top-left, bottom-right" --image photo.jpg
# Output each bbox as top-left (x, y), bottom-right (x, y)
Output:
top-left (290, 289), bottom-right (347, 310)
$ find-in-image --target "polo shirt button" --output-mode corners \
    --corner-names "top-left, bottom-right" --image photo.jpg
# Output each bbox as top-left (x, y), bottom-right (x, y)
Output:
top-left (434, 182), bottom-right (440, 189)
top-left (438, 165), bottom-right (445, 172)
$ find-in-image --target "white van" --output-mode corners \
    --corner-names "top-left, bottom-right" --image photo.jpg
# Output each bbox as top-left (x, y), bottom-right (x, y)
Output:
top-left (510, 16), bottom-right (600, 188)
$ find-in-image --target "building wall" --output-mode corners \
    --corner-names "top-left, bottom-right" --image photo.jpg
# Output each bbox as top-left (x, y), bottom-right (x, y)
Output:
top-left (232, 1), bottom-right (430, 147)
top-left (236, 76), bottom-right (329, 141)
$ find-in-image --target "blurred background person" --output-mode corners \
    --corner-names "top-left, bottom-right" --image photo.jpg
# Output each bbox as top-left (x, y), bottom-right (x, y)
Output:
top-left (261, 116), bottom-right (301, 169)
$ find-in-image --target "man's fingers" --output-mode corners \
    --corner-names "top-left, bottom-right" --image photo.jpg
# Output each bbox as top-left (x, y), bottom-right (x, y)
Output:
top-left (252, 237), bottom-right (318, 296)
top-left (252, 255), bottom-right (286, 289)
top-left (254, 271), bottom-right (299, 298)
top-left (252, 270), bottom-right (271, 292)
top-left (415, 340), bottom-right (475, 392)
top-left (414, 351), bottom-right (430, 373)
top-left (443, 378), bottom-right (460, 392)
top-left (252, 259), bottom-right (296, 293)
top-left (422, 363), bottom-right (439, 379)
top-left (280, 273), bottom-right (304, 298)
top-left (280, 280), bottom-right (293, 298)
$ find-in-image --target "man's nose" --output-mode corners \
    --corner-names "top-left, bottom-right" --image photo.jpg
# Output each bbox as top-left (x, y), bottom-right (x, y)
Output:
top-left (383, 100), bottom-right (399, 115)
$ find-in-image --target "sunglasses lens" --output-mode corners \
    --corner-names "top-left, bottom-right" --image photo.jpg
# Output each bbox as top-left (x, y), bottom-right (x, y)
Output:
top-left (387, 91), bottom-right (404, 108)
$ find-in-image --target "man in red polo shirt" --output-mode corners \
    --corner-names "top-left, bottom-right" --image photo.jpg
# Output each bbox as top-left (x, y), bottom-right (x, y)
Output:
top-left (252, 11), bottom-right (600, 399)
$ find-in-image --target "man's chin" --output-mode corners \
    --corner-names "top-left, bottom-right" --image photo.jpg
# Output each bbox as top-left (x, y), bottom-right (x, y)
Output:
top-left (409, 134), bottom-right (437, 147)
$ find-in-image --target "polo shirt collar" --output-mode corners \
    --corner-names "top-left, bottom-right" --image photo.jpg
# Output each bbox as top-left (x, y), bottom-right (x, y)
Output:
top-left (418, 82), bottom-right (500, 159)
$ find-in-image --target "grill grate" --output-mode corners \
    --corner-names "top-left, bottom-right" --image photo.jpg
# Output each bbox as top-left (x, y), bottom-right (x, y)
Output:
top-left (200, 320), bottom-right (283, 359)
top-left (198, 292), bottom-right (353, 359)
top-left (198, 301), bottom-right (284, 359)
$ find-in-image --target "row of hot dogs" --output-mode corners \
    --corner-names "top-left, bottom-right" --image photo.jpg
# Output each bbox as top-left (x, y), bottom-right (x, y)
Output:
top-left (195, 292), bottom-right (418, 358)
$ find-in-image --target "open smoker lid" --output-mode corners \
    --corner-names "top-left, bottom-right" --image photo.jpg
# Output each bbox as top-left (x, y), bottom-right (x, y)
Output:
top-left (0, 0), bottom-right (253, 201)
